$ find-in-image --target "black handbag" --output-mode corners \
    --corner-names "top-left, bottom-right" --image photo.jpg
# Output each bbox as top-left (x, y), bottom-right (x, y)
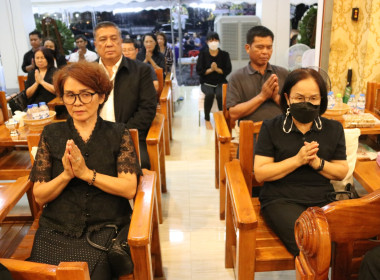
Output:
top-left (326, 183), bottom-right (360, 202)
top-left (86, 224), bottom-right (134, 277)
top-left (8, 91), bottom-right (28, 113)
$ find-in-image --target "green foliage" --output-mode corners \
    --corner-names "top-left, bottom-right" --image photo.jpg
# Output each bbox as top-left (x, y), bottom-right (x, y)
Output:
top-left (36, 18), bottom-right (74, 55)
top-left (298, 6), bottom-right (317, 48)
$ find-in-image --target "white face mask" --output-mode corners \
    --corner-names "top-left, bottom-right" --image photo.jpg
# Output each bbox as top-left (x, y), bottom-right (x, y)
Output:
top-left (208, 41), bottom-right (219, 51)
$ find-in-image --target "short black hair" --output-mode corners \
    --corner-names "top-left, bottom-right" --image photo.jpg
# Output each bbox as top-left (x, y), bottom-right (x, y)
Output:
top-left (74, 34), bottom-right (88, 42)
top-left (206, 32), bottom-right (220, 41)
top-left (279, 68), bottom-right (328, 115)
top-left (122, 38), bottom-right (139, 49)
top-left (94, 21), bottom-right (121, 38)
top-left (34, 47), bottom-right (55, 69)
top-left (29, 30), bottom-right (42, 39)
top-left (246, 26), bottom-right (274, 45)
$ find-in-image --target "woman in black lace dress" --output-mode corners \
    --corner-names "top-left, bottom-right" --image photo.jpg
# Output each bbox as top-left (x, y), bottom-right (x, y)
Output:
top-left (28, 61), bottom-right (142, 280)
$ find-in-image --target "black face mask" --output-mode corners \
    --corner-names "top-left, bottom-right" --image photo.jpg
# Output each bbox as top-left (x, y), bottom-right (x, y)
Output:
top-left (289, 102), bottom-right (320, 124)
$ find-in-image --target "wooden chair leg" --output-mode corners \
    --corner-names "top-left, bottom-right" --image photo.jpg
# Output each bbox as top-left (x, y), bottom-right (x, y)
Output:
top-left (147, 143), bottom-right (163, 224)
top-left (215, 130), bottom-right (220, 190)
top-left (219, 141), bottom-right (230, 220)
top-left (225, 183), bottom-right (235, 269)
top-left (159, 133), bottom-right (167, 193)
top-left (151, 192), bottom-right (164, 278)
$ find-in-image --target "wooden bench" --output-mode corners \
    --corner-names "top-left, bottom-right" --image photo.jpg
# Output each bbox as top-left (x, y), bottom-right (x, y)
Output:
top-left (157, 81), bottom-right (172, 156)
top-left (353, 160), bottom-right (380, 193)
top-left (295, 189), bottom-right (380, 280)
top-left (224, 120), bottom-right (294, 279)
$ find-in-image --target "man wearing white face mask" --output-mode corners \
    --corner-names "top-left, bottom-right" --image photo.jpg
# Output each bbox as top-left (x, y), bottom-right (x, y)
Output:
top-left (196, 32), bottom-right (232, 129)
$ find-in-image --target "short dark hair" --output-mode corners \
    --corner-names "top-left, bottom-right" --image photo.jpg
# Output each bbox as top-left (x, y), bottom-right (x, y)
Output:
top-left (206, 31), bottom-right (220, 41)
top-left (279, 68), bottom-right (328, 115)
top-left (246, 26), bottom-right (274, 45)
top-left (53, 61), bottom-right (113, 112)
top-left (34, 47), bottom-right (55, 69)
top-left (156, 32), bottom-right (168, 46)
top-left (74, 34), bottom-right (88, 42)
top-left (29, 30), bottom-right (42, 38)
top-left (94, 21), bottom-right (121, 38)
top-left (122, 38), bottom-right (139, 49)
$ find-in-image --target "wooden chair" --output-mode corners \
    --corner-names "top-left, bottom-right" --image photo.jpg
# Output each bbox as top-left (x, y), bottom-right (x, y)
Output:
top-left (365, 81), bottom-right (380, 116)
top-left (157, 80), bottom-right (172, 155)
top-left (17, 76), bottom-right (27, 92)
top-left (0, 259), bottom-right (91, 280)
top-left (155, 68), bottom-right (164, 99)
top-left (0, 91), bottom-right (32, 180)
top-left (222, 83), bottom-right (235, 132)
top-left (224, 120), bottom-right (294, 280)
top-left (10, 132), bottom-right (164, 280)
top-left (295, 189), bottom-right (380, 280)
top-left (146, 113), bottom-right (166, 224)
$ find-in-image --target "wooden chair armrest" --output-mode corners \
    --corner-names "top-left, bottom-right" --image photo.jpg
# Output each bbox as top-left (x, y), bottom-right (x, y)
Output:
top-left (213, 111), bottom-right (231, 143)
top-left (128, 169), bottom-right (156, 247)
top-left (159, 84), bottom-right (171, 102)
top-left (0, 176), bottom-right (31, 222)
top-left (225, 159), bottom-right (257, 230)
top-left (0, 258), bottom-right (90, 279)
top-left (165, 72), bottom-right (173, 83)
top-left (146, 114), bottom-right (164, 145)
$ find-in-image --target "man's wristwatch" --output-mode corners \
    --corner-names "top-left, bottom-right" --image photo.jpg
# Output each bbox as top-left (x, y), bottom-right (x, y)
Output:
top-left (315, 158), bottom-right (325, 172)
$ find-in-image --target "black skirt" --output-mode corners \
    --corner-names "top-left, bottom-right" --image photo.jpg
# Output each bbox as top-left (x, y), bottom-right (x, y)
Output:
top-left (28, 225), bottom-right (116, 280)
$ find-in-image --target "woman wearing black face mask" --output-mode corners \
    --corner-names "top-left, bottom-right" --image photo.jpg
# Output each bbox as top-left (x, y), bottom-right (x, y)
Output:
top-left (253, 68), bottom-right (348, 256)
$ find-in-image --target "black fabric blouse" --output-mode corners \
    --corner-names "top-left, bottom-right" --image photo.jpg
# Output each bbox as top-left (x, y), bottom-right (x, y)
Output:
top-left (29, 117), bottom-right (142, 237)
top-left (136, 51), bottom-right (166, 70)
top-left (196, 48), bottom-right (232, 86)
top-left (25, 67), bottom-right (57, 105)
top-left (255, 115), bottom-right (347, 208)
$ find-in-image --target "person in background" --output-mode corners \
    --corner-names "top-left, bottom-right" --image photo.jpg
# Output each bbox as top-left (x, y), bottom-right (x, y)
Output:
top-left (254, 68), bottom-right (348, 256)
top-left (196, 31), bottom-right (232, 130)
top-left (156, 32), bottom-right (173, 73)
top-left (226, 25), bottom-right (289, 123)
top-left (43, 37), bottom-right (67, 68)
top-left (358, 246), bottom-right (380, 280)
top-left (94, 21), bottom-right (157, 169)
top-left (22, 30), bottom-right (42, 73)
top-left (25, 47), bottom-right (57, 105)
top-left (136, 33), bottom-right (166, 71)
top-left (27, 61), bottom-right (142, 280)
top-left (69, 34), bottom-right (98, 63)
top-left (122, 38), bottom-right (159, 92)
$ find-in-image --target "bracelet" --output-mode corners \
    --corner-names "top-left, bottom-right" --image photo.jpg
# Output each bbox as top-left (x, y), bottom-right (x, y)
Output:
top-left (88, 169), bottom-right (96, 186)
top-left (316, 158), bottom-right (325, 172)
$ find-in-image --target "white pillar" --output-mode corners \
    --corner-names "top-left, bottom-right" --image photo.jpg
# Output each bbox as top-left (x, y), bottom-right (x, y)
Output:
top-left (0, 0), bottom-right (35, 93)
top-left (256, 0), bottom-right (290, 68)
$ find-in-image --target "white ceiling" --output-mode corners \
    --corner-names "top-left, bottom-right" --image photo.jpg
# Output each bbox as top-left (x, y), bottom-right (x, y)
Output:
top-left (31, 0), bottom-right (318, 13)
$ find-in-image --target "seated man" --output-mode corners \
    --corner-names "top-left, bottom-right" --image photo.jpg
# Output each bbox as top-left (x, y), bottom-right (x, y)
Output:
top-left (122, 38), bottom-right (159, 92)
top-left (227, 26), bottom-right (289, 122)
top-left (95, 21), bottom-right (157, 169)
top-left (68, 35), bottom-right (98, 62)
top-left (21, 30), bottom-right (42, 73)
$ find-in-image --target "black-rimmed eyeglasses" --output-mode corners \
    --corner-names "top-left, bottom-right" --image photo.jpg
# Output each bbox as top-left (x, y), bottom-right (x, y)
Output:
top-left (62, 91), bottom-right (98, 105)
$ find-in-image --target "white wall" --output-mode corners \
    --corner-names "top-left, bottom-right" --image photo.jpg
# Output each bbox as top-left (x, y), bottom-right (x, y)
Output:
top-left (0, 0), bottom-right (35, 93)
top-left (256, 0), bottom-right (290, 68)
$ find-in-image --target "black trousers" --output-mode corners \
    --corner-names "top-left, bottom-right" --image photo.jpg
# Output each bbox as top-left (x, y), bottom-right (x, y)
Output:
top-left (201, 83), bottom-right (223, 121)
top-left (359, 246), bottom-right (380, 280)
top-left (261, 200), bottom-right (329, 256)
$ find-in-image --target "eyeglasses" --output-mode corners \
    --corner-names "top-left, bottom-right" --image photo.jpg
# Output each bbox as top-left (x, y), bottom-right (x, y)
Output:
top-left (62, 91), bottom-right (97, 105)
top-left (291, 95), bottom-right (321, 104)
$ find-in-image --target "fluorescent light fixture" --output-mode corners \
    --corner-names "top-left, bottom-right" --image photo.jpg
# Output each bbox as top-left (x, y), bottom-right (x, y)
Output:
top-left (113, 7), bottom-right (143, 14)
top-left (189, 2), bottom-right (216, 10)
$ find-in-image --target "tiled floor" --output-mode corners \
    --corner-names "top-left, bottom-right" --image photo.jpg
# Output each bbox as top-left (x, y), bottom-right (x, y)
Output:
top-left (160, 85), bottom-right (296, 279)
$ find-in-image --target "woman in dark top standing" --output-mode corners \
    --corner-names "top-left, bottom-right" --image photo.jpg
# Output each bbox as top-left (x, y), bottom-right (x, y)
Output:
top-left (28, 61), bottom-right (142, 280)
top-left (196, 31), bottom-right (232, 129)
top-left (25, 47), bottom-right (57, 105)
top-left (136, 33), bottom-right (166, 71)
top-left (43, 38), bottom-right (67, 68)
top-left (254, 68), bottom-right (348, 256)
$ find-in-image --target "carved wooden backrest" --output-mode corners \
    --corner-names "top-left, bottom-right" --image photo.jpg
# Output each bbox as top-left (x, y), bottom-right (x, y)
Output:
top-left (238, 120), bottom-right (262, 195)
top-left (155, 68), bottom-right (164, 99)
top-left (18, 75), bottom-right (28, 92)
top-left (295, 189), bottom-right (380, 280)
top-left (366, 81), bottom-right (380, 115)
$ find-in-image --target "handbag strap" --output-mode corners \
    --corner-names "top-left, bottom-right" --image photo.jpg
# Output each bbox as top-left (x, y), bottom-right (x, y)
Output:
top-left (86, 224), bottom-right (118, 252)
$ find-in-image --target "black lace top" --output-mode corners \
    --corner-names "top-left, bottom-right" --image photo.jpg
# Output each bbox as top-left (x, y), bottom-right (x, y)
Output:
top-left (29, 117), bottom-right (142, 237)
